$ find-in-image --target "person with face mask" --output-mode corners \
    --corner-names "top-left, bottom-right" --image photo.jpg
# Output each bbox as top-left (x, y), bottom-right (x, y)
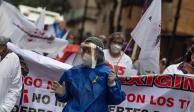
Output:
top-left (103, 32), bottom-right (135, 76)
top-left (0, 36), bottom-right (22, 112)
top-left (52, 36), bottom-right (125, 112)
top-left (163, 45), bottom-right (194, 74)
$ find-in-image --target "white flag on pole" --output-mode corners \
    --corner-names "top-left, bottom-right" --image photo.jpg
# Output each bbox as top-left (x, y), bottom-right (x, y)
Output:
top-left (0, 1), bottom-right (36, 37)
top-left (0, 1), bottom-right (68, 57)
top-left (35, 8), bottom-right (46, 31)
top-left (131, 0), bottom-right (161, 74)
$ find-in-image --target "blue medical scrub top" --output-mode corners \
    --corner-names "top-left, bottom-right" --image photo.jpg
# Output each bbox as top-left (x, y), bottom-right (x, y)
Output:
top-left (55, 64), bottom-right (125, 112)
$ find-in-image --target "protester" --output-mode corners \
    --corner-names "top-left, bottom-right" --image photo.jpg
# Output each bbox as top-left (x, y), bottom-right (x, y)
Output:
top-left (52, 36), bottom-right (125, 112)
top-left (46, 19), bottom-right (67, 39)
top-left (163, 45), bottom-right (194, 74)
top-left (103, 32), bottom-right (135, 76)
top-left (0, 36), bottom-right (22, 112)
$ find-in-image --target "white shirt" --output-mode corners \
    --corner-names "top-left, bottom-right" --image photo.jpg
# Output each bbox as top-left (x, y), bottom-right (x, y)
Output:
top-left (103, 49), bottom-right (136, 76)
top-left (163, 63), bottom-right (184, 74)
top-left (0, 53), bottom-right (22, 112)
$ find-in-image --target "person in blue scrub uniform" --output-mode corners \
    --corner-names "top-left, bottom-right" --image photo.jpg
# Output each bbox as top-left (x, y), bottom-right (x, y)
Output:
top-left (52, 36), bottom-right (125, 112)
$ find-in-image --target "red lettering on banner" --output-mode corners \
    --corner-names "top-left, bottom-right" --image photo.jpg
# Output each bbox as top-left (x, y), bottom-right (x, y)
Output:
top-left (174, 75), bottom-right (182, 89)
top-left (179, 99), bottom-right (187, 109)
top-left (127, 93), bottom-right (136, 102)
top-left (146, 75), bottom-right (154, 86)
top-left (23, 76), bottom-right (51, 89)
top-left (127, 76), bottom-right (144, 85)
top-left (154, 75), bottom-right (172, 88)
top-left (157, 97), bottom-right (166, 106)
top-left (119, 76), bottom-right (125, 84)
top-left (127, 93), bottom-right (145, 103)
top-left (150, 96), bottom-right (174, 108)
top-left (179, 99), bottom-right (190, 109)
top-left (183, 77), bottom-right (194, 91)
top-left (167, 98), bottom-right (174, 107)
top-left (23, 89), bottom-right (29, 103)
top-left (47, 80), bottom-right (53, 89)
top-left (34, 79), bottom-right (42, 88)
top-left (24, 76), bottom-right (33, 86)
top-left (150, 96), bottom-right (156, 105)
top-left (119, 74), bottom-right (194, 92)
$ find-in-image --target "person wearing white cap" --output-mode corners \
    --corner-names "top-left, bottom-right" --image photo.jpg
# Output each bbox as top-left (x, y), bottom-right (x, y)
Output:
top-left (52, 36), bottom-right (125, 112)
top-left (0, 36), bottom-right (22, 112)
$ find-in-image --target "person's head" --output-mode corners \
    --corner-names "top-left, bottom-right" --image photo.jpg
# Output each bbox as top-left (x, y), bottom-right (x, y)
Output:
top-left (59, 21), bottom-right (66, 30)
top-left (108, 32), bottom-right (125, 57)
top-left (98, 35), bottom-right (108, 48)
top-left (81, 36), bottom-right (104, 68)
top-left (0, 36), bottom-right (10, 60)
top-left (183, 45), bottom-right (194, 73)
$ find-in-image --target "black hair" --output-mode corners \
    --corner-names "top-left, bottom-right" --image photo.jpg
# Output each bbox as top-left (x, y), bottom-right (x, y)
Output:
top-left (185, 45), bottom-right (194, 62)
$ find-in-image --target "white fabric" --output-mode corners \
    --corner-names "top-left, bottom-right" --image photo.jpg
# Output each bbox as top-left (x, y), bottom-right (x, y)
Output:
top-left (65, 53), bottom-right (82, 66)
top-left (35, 8), bottom-right (45, 31)
top-left (103, 49), bottom-right (136, 76)
top-left (7, 42), bottom-right (72, 112)
top-left (163, 63), bottom-right (184, 75)
top-left (6, 43), bottom-right (194, 112)
top-left (0, 53), bottom-right (22, 112)
top-left (0, 1), bottom-right (35, 38)
top-left (0, 1), bottom-right (68, 58)
top-left (131, 0), bottom-right (161, 74)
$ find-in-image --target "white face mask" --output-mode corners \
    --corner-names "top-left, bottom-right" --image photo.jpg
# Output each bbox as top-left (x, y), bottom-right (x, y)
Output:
top-left (82, 53), bottom-right (96, 68)
top-left (110, 44), bottom-right (122, 54)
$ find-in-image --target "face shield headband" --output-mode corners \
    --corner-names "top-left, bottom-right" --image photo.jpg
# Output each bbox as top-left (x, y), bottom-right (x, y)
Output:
top-left (81, 42), bottom-right (103, 68)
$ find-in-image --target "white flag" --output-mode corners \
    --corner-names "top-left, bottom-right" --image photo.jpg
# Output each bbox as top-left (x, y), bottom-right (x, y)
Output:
top-left (131, 0), bottom-right (161, 74)
top-left (35, 8), bottom-right (46, 31)
top-left (0, 1), bottom-right (68, 57)
top-left (0, 1), bottom-right (36, 38)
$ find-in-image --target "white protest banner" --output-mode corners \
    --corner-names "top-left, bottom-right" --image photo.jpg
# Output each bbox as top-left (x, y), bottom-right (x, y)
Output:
top-left (110, 74), bottom-right (194, 112)
top-left (8, 43), bottom-right (72, 112)
top-left (8, 43), bottom-right (194, 112)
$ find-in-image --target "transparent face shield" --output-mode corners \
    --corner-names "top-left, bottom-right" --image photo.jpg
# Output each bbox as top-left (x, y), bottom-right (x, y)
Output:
top-left (81, 42), bottom-right (97, 68)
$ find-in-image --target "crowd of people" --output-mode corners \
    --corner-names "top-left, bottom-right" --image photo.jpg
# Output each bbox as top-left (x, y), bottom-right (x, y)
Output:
top-left (1, 30), bottom-right (194, 111)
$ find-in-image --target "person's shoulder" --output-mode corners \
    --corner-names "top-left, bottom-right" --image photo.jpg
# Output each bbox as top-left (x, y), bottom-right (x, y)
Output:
top-left (95, 64), bottom-right (112, 75)
top-left (6, 52), bottom-right (19, 61)
top-left (70, 65), bottom-right (82, 70)
top-left (166, 63), bottom-right (180, 69)
top-left (163, 63), bottom-right (182, 74)
top-left (65, 65), bottom-right (81, 73)
top-left (61, 65), bottom-right (82, 79)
